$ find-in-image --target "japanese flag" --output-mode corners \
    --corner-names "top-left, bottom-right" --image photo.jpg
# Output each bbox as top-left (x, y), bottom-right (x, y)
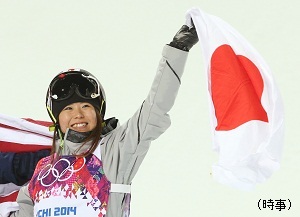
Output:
top-left (187, 8), bottom-right (284, 190)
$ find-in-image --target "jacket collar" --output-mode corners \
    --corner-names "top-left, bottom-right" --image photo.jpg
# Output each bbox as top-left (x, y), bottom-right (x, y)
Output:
top-left (55, 117), bottom-right (119, 155)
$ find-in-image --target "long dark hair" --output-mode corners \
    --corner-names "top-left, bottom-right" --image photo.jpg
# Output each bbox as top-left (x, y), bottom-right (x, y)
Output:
top-left (50, 108), bottom-right (103, 158)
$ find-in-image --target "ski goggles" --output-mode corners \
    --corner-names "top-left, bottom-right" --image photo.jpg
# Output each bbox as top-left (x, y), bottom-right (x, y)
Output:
top-left (49, 71), bottom-right (101, 101)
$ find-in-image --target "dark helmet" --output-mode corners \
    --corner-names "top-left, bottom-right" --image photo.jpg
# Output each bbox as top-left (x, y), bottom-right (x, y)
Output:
top-left (46, 68), bottom-right (106, 124)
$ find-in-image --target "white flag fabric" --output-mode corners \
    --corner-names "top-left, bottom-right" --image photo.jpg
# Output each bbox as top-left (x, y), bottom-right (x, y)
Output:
top-left (0, 202), bottom-right (19, 217)
top-left (0, 113), bottom-right (52, 152)
top-left (186, 8), bottom-right (284, 190)
top-left (0, 113), bottom-right (52, 202)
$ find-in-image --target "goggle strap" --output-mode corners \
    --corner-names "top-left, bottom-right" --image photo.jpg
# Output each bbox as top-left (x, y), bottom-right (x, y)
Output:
top-left (100, 99), bottom-right (105, 116)
top-left (46, 105), bottom-right (64, 151)
top-left (46, 106), bottom-right (57, 124)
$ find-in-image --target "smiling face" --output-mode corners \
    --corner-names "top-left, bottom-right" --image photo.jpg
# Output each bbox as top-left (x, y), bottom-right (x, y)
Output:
top-left (58, 102), bottom-right (97, 134)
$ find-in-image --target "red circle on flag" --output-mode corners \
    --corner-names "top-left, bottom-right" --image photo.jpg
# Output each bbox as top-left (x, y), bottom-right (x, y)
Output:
top-left (211, 44), bottom-right (268, 131)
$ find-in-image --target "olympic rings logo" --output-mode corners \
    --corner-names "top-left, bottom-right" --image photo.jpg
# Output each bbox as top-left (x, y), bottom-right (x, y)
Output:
top-left (37, 158), bottom-right (86, 187)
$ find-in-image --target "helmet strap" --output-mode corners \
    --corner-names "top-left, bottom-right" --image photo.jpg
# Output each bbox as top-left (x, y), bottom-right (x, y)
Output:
top-left (100, 99), bottom-right (105, 117)
top-left (46, 106), bottom-right (57, 125)
top-left (46, 105), bottom-right (65, 152)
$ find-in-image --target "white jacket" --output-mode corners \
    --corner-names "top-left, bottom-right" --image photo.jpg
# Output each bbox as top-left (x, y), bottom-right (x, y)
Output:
top-left (7, 45), bottom-right (188, 217)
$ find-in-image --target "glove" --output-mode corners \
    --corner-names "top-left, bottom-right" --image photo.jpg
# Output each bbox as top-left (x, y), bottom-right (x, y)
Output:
top-left (169, 23), bottom-right (198, 51)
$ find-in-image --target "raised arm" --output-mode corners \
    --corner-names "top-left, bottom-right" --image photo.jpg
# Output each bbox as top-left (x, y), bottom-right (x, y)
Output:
top-left (101, 24), bottom-right (198, 184)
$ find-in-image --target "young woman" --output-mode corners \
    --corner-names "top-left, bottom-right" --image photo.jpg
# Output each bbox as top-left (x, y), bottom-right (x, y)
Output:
top-left (5, 23), bottom-right (198, 217)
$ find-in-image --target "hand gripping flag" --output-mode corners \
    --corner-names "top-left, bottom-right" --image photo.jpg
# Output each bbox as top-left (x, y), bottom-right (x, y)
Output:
top-left (186, 8), bottom-right (284, 190)
top-left (0, 113), bottom-right (52, 202)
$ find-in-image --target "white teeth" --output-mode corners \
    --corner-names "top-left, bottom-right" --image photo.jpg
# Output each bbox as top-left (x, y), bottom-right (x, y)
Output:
top-left (72, 123), bottom-right (87, 128)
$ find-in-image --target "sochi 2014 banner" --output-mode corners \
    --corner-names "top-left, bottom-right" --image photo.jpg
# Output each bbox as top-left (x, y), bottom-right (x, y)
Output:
top-left (186, 8), bottom-right (284, 190)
